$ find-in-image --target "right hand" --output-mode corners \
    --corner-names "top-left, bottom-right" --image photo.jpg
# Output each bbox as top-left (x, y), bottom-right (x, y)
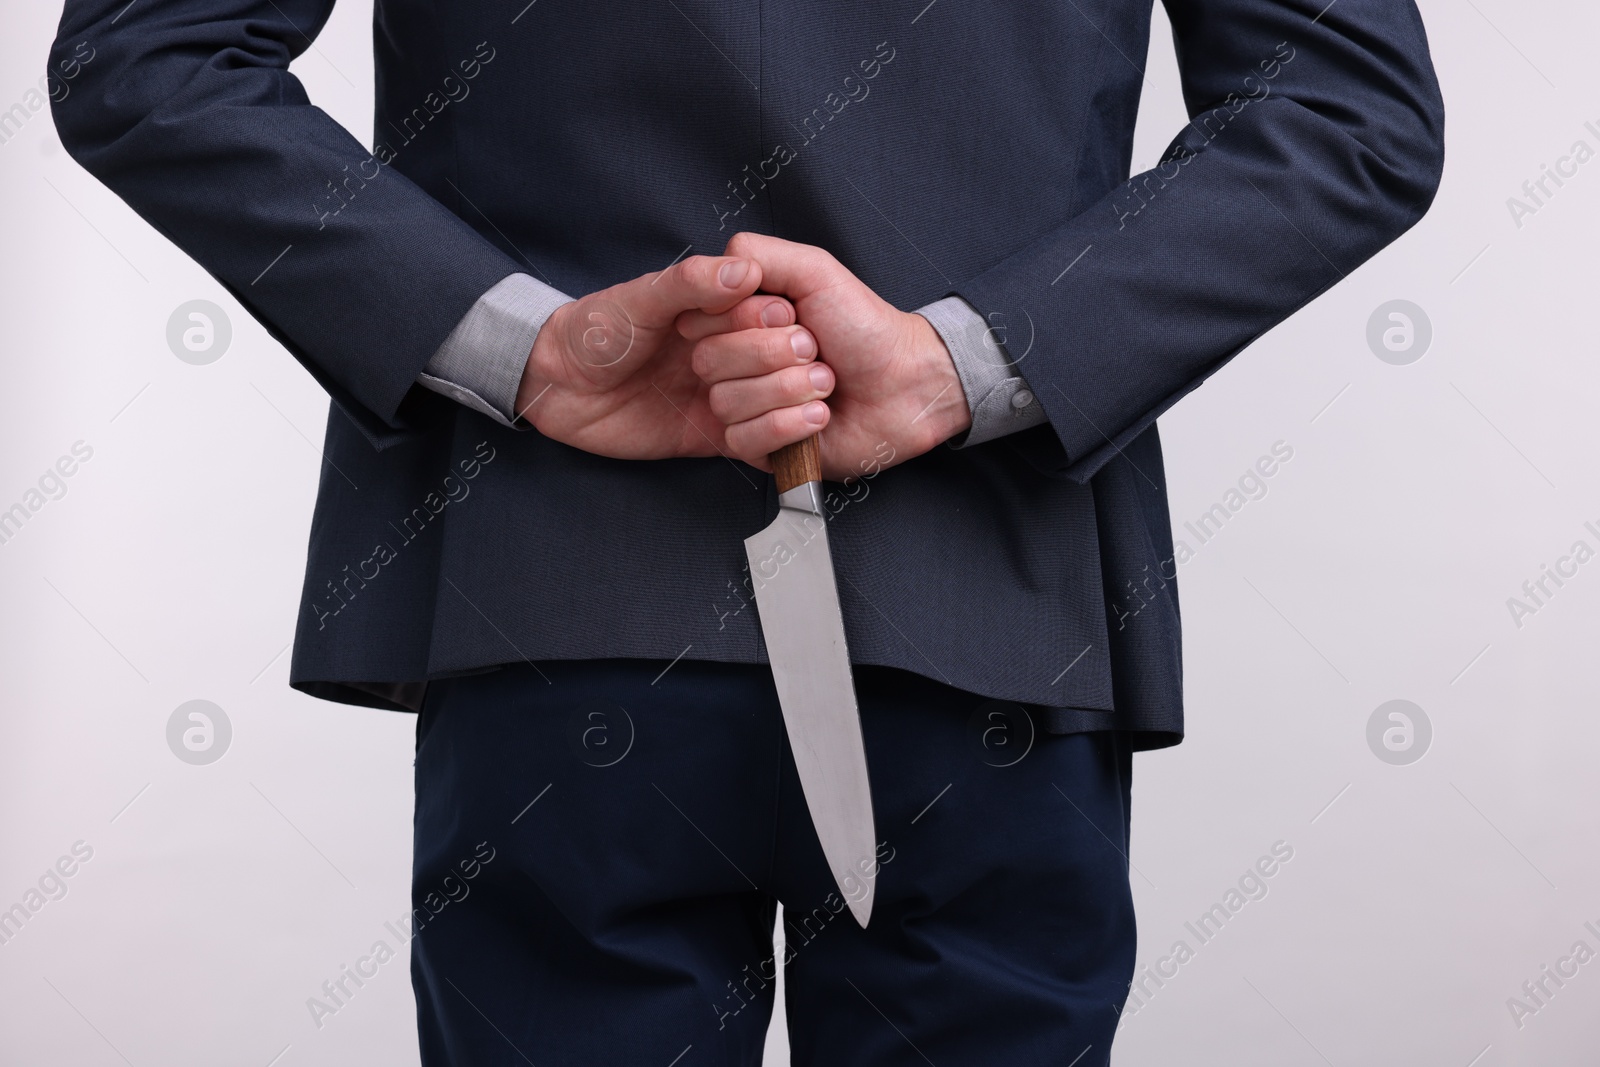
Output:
top-left (516, 255), bottom-right (802, 462)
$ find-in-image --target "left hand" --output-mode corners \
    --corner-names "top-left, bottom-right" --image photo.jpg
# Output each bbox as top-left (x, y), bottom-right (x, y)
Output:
top-left (676, 232), bottom-right (972, 481)
top-left (516, 254), bottom-right (793, 463)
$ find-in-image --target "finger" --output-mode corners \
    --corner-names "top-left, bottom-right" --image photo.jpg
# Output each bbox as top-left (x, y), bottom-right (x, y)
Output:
top-left (624, 254), bottom-right (763, 325)
top-left (723, 232), bottom-right (842, 303)
top-left (691, 325), bottom-right (817, 386)
top-left (708, 363), bottom-right (834, 427)
top-left (725, 401), bottom-right (831, 465)
top-left (675, 294), bottom-right (794, 342)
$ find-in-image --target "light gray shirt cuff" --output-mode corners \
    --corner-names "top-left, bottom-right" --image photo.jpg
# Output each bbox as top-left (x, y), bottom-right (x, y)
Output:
top-left (915, 296), bottom-right (1048, 448)
top-left (418, 273), bottom-right (573, 427)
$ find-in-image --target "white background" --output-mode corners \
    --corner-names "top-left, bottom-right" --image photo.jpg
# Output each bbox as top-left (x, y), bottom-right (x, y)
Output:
top-left (2, 0), bottom-right (1597, 1064)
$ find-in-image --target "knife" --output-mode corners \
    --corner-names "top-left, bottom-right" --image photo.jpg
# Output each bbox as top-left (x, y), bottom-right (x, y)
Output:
top-left (745, 434), bottom-right (878, 928)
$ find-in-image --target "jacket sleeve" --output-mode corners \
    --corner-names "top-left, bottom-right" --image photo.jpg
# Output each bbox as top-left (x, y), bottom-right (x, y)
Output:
top-left (48, 0), bottom-right (527, 450)
top-left (955, 0), bottom-right (1446, 483)
top-left (418, 273), bottom-right (572, 428)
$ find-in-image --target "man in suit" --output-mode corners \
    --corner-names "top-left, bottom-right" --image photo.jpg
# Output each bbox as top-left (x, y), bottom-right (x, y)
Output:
top-left (51, 0), bottom-right (1443, 1061)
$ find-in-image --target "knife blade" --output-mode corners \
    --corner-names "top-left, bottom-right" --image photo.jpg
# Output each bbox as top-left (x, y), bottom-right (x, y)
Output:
top-left (745, 434), bottom-right (878, 928)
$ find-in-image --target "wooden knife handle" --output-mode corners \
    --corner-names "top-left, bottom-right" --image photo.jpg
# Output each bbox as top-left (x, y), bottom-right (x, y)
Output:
top-left (771, 435), bottom-right (822, 494)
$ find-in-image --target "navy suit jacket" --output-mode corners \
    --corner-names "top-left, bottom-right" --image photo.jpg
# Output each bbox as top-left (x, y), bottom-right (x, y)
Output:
top-left (51, 0), bottom-right (1444, 747)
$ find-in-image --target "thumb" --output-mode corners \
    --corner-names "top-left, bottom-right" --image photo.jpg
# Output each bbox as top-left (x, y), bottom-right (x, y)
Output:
top-left (724, 232), bottom-right (843, 302)
top-left (618, 253), bottom-right (763, 327)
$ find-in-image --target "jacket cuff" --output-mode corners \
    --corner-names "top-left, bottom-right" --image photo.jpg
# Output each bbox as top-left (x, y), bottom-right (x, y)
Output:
top-left (419, 273), bottom-right (573, 427)
top-left (915, 296), bottom-right (1047, 448)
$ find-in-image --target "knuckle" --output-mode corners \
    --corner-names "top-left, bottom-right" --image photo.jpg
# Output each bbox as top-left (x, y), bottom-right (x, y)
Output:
top-left (679, 255), bottom-right (713, 290)
top-left (708, 383), bottom-right (738, 422)
top-left (725, 423), bottom-right (757, 460)
top-left (690, 342), bottom-right (715, 380)
top-left (764, 330), bottom-right (796, 367)
top-left (744, 413), bottom-right (778, 451)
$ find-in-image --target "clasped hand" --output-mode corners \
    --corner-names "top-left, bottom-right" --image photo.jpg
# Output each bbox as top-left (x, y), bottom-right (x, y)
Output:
top-left (515, 233), bottom-right (971, 481)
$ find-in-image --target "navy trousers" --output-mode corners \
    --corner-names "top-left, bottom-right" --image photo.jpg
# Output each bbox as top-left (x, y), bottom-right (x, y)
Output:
top-left (411, 660), bottom-right (1136, 1065)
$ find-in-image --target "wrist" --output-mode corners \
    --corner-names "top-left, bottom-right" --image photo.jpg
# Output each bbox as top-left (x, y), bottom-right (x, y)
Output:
top-left (904, 312), bottom-right (973, 451)
top-left (515, 300), bottom-right (573, 423)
